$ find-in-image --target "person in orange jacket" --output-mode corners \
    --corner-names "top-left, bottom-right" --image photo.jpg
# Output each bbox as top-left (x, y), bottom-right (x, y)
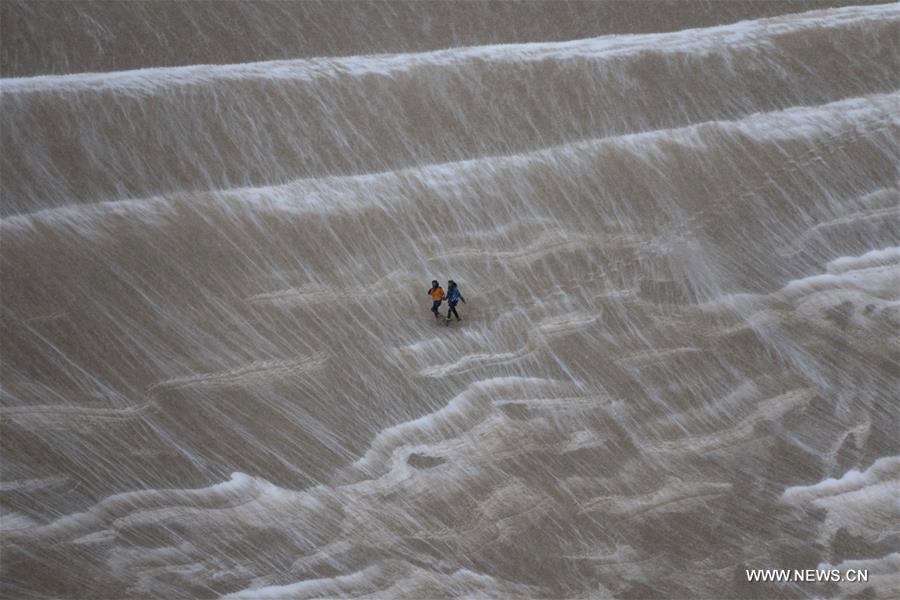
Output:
top-left (428, 280), bottom-right (445, 319)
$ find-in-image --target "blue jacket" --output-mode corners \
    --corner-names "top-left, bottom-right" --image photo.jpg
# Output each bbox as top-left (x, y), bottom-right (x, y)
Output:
top-left (446, 287), bottom-right (465, 303)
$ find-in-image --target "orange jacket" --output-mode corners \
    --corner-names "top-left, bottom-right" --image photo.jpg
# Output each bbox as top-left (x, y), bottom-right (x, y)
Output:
top-left (430, 287), bottom-right (445, 301)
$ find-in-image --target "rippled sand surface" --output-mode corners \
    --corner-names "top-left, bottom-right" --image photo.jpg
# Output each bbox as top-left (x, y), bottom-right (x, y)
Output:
top-left (1, 1), bottom-right (898, 598)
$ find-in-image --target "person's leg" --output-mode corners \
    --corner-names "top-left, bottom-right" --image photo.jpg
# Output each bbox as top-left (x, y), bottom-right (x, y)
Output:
top-left (432, 300), bottom-right (442, 318)
top-left (448, 302), bottom-right (458, 320)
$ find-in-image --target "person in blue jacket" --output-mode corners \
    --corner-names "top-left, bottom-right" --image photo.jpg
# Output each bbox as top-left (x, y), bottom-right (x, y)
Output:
top-left (445, 280), bottom-right (466, 325)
